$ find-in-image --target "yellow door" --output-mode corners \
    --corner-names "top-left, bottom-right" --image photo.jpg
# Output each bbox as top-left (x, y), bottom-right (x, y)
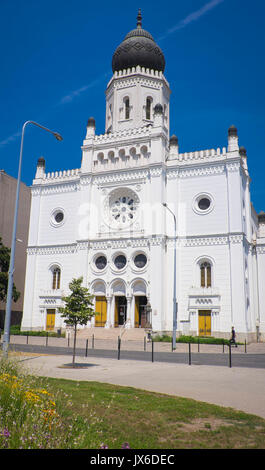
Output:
top-left (135, 297), bottom-right (139, 328)
top-left (198, 311), bottom-right (211, 336)
top-left (95, 297), bottom-right (107, 327)
top-left (46, 309), bottom-right (56, 331)
top-left (114, 297), bottom-right (119, 327)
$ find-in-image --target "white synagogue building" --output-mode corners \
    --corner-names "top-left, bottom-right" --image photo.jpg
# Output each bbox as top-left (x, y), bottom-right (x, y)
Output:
top-left (22, 11), bottom-right (265, 341)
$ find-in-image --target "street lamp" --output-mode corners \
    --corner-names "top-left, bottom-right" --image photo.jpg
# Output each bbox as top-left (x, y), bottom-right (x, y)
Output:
top-left (2, 121), bottom-right (63, 358)
top-left (162, 203), bottom-right (177, 349)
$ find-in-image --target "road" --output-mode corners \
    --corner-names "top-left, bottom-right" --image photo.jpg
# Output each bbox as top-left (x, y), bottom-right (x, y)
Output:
top-left (6, 342), bottom-right (265, 369)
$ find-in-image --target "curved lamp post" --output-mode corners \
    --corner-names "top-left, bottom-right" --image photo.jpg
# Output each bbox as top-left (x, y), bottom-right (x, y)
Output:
top-left (2, 121), bottom-right (63, 357)
top-left (162, 203), bottom-right (177, 350)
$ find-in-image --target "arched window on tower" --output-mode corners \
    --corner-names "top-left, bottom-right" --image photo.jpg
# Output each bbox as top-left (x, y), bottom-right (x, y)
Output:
top-left (146, 97), bottom-right (151, 120)
top-left (52, 267), bottom-right (61, 290)
top-left (125, 98), bottom-right (130, 119)
top-left (200, 262), bottom-right (212, 288)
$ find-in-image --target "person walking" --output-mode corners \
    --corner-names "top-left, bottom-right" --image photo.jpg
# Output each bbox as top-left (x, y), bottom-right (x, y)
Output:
top-left (230, 326), bottom-right (237, 347)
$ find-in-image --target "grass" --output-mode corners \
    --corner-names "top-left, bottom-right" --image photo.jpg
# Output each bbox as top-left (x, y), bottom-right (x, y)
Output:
top-left (1, 355), bottom-right (265, 449)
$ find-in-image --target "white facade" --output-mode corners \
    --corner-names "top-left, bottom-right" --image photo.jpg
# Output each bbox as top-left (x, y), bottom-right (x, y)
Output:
top-left (22, 25), bottom-right (265, 342)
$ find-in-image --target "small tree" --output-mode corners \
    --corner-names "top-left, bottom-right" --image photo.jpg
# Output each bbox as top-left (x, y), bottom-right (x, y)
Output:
top-left (59, 277), bottom-right (95, 366)
top-left (0, 236), bottom-right (20, 303)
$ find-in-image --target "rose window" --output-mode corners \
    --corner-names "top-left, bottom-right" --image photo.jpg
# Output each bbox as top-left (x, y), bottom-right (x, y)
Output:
top-left (105, 188), bottom-right (139, 229)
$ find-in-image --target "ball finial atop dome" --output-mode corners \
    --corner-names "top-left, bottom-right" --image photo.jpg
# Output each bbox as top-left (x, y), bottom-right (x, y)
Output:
top-left (137, 8), bottom-right (142, 28)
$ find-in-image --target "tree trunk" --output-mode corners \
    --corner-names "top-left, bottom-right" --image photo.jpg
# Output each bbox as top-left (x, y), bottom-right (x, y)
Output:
top-left (72, 323), bottom-right (77, 366)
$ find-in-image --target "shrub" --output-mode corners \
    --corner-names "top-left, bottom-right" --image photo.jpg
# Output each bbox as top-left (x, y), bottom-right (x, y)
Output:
top-left (152, 334), bottom-right (230, 345)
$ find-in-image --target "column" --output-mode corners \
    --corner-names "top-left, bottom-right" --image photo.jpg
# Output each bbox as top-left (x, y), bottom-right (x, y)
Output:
top-left (105, 297), bottom-right (112, 328)
top-left (126, 296), bottom-right (133, 328)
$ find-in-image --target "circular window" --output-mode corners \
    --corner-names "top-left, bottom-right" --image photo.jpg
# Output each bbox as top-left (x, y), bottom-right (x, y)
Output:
top-left (95, 255), bottom-right (107, 270)
top-left (55, 212), bottom-right (64, 223)
top-left (193, 193), bottom-right (214, 215)
top-left (198, 198), bottom-right (211, 211)
top-left (51, 208), bottom-right (65, 227)
top-left (114, 255), bottom-right (127, 270)
top-left (104, 188), bottom-right (140, 229)
top-left (134, 253), bottom-right (147, 269)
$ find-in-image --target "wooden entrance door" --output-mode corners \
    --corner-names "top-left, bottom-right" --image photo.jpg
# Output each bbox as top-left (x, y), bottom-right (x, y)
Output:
top-left (46, 309), bottom-right (56, 331)
top-left (115, 297), bottom-right (127, 327)
top-left (95, 296), bottom-right (107, 327)
top-left (198, 310), bottom-right (211, 336)
top-left (135, 296), bottom-right (148, 328)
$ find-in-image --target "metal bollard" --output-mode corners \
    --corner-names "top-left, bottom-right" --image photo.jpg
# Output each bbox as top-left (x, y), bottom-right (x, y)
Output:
top-left (46, 332), bottom-right (48, 347)
top-left (245, 339), bottom-right (247, 353)
top-left (26, 334), bottom-right (29, 345)
top-left (118, 337), bottom-right (121, 360)
top-left (229, 342), bottom-right (232, 368)
top-left (92, 334), bottom-right (95, 349)
top-left (85, 339), bottom-right (88, 357)
top-left (152, 339), bottom-right (154, 362)
top-left (198, 338), bottom-right (200, 353)
top-left (188, 342), bottom-right (191, 365)
top-left (223, 340), bottom-right (225, 353)
top-left (144, 336), bottom-right (146, 352)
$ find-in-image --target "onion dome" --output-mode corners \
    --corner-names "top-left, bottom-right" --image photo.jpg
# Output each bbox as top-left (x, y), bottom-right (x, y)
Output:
top-left (239, 146), bottom-right (247, 156)
top-left (170, 135), bottom-right (178, 146)
top-left (87, 117), bottom-right (96, 127)
top-left (112, 9), bottom-right (165, 73)
top-left (228, 125), bottom-right (238, 137)
top-left (37, 157), bottom-right (45, 167)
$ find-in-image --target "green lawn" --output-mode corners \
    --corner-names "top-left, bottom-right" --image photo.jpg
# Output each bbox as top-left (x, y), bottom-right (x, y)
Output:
top-left (1, 356), bottom-right (265, 449)
top-left (44, 377), bottom-right (265, 449)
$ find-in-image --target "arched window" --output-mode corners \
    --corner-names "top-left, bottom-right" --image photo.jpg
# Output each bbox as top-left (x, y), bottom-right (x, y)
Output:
top-left (200, 262), bottom-right (211, 288)
top-left (52, 267), bottom-right (61, 290)
top-left (146, 97), bottom-right (151, 120)
top-left (125, 98), bottom-right (130, 119)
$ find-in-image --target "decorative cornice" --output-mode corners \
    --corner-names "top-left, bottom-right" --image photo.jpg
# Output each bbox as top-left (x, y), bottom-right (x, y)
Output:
top-left (93, 168), bottom-right (148, 185)
top-left (256, 245), bottom-right (265, 254)
top-left (27, 244), bottom-right (77, 255)
top-left (27, 233), bottom-right (248, 255)
top-left (178, 165), bottom-right (225, 178)
top-left (32, 182), bottom-right (80, 196)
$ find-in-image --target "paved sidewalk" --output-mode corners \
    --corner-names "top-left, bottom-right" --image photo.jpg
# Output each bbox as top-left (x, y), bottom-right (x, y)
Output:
top-left (16, 349), bottom-right (265, 420)
top-left (9, 334), bottom-right (264, 354)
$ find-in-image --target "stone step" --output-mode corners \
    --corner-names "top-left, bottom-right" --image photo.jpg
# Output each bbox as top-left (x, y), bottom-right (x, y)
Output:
top-left (77, 327), bottom-right (148, 341)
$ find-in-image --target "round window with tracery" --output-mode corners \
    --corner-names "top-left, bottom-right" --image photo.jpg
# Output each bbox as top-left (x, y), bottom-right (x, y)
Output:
top-left (105, 188), bottom-right (139, 229)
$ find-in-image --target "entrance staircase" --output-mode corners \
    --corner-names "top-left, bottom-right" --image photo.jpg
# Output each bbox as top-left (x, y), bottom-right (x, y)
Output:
top-left (76, 327), bottom-right (147, 341)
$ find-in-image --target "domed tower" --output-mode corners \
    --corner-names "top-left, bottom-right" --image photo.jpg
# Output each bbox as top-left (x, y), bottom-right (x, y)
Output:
top-left (105, 10), bottom-right (171, 135)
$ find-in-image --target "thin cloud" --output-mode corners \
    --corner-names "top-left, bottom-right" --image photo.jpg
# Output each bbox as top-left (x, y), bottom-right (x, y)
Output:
top-left (57, 72), bottom-right (109, 106)
top-left (157, 0), bottom-right (224, 41)
top-left (0, 130), bottom-right (21, 148)
top-left (0, 72), bottom-right (109, 148)
top-left (0, 2), bottom-right (224, 148)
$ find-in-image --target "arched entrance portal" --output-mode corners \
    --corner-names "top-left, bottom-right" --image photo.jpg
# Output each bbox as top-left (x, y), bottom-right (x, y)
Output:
top-left (115, 296), bottom-right (127, 327)
top-left (112, 280), bottom-right (127, 327)
top-left (135, 296), bottom-right (148, 328)
top-left (93, 281), bottom-right (107, 327)
top-left (132, 280), bottom-right (148, 328)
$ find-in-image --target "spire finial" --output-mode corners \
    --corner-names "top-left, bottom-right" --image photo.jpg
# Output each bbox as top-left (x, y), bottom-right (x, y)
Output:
top-left (137, 8), bottom-right (142, 28)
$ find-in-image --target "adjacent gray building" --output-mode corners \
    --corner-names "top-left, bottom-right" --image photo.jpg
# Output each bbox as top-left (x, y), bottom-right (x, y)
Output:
top-left (0, 170), bottom-right (31, 327)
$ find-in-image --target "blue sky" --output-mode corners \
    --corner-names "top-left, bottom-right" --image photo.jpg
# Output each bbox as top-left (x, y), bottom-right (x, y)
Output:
top-left (0, 0), bottom-right (264, 212)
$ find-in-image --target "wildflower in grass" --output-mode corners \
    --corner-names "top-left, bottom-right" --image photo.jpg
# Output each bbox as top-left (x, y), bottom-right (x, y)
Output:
top-left (100, 443), bottom-right (109, 449)
top-left (121, 442), bottom-right (130, 449)
top-left (2, 428), bottom-right (10, 438)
